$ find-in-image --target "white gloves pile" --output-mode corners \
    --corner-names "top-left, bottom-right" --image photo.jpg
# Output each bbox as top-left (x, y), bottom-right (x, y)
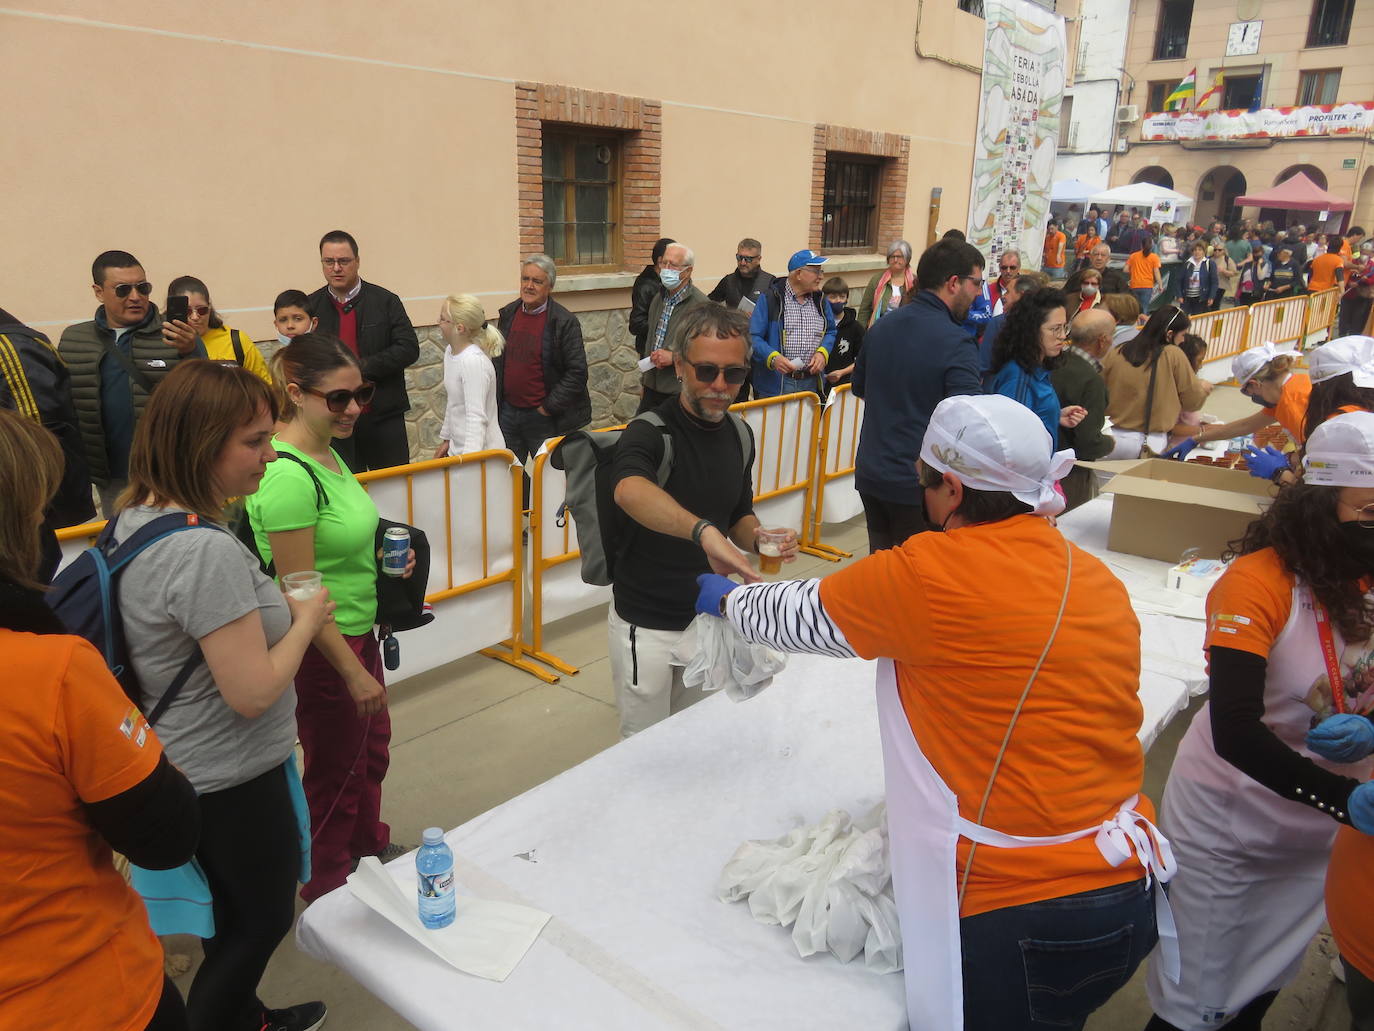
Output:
top-left (717, 806), bottom-right (902, 974)
top-left (674, 613), bottom-right (786, 702)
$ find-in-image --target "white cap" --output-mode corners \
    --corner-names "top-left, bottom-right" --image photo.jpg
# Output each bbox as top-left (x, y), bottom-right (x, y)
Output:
top-left (1231, 341), bottom-right (1300, 387)
top-left (920, 394), bottom-right (1077, 517)
top-left (1303, 410), bottom-right (1374, 487)
top-left (1309, 336), bottom-right (1374, 388)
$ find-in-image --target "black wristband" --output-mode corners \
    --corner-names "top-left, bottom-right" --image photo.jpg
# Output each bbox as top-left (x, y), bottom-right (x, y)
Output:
top-left (690, 518), bottom-right (713, 546)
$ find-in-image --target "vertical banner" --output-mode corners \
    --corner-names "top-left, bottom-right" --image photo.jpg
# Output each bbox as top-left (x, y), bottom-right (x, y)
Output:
top-left (967, 0), bottom-right (1067, 268)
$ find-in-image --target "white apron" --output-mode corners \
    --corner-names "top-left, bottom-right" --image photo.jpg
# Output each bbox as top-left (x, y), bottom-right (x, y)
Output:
top-left (875, 659), bottom-right (1179, 1029)
top-left (1147, 583), bottom-right (1374, 1029)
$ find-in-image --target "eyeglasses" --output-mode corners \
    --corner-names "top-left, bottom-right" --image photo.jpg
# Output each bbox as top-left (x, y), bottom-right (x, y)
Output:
top-left (303, 383), bottom-right (376, 412)
top-left (321, 257), bottom-right (356, 268)
top-left (689, 363), bottom-right (749, 386)
top-left (736, 254), bottom-right (760, 263)
top-left (1000, 265), bottom-right (1020, 273)
top-left (187, 305), bottom-right (210, 317)
top-left (112, 281), bottom-right (153, 298)
top-left (1044, 323), bottom-right (1070, 339)
top-left (961, 276), bottom-right (985, 287)
top-left (1340, 499), bottom-right (1374, 527)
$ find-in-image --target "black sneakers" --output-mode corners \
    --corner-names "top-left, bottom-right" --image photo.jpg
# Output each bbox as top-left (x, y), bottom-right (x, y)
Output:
top-left (260, 1001), bottom-right (327, 1031)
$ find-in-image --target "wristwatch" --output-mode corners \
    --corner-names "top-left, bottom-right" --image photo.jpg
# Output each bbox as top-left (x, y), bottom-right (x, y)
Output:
top-left (690, 518), bottom-right (713, 546)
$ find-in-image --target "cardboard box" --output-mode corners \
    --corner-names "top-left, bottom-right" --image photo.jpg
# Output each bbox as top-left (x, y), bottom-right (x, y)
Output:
top-left (1082, 459), bottom-right (1274, 563)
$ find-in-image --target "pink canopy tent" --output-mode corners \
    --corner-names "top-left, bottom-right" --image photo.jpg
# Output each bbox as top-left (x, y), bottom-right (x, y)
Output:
top-left (1234, 171), bottom-right (1353, 211)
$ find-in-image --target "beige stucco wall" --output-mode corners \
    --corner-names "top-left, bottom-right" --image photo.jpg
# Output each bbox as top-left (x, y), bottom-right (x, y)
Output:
top-left (1114, 0), bottom-right (1374, 226)
top-left (4, 1), bottom-right (984, 340)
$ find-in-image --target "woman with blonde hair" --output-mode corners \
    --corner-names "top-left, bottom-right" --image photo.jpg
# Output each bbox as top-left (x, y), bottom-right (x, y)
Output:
top-left (0, 409), bottom-right (199, 1031)
top-left (434, 293), bottom-right (505, 457)
top-left (107, 360), bottom-right (334, 1031)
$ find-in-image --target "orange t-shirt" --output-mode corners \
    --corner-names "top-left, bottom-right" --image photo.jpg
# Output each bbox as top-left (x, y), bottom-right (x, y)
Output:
top-left (1043, 230), bottom-right (1066, 269)
top-left (819, 515), bottom-right (1151, 918)
top-left (1075, 232), bottom-right (1101, 259)
top-left (1262, 373), bottom-right (1312, 444)
top-left (1309, 252), bottom-right (1345, 292)
top-left (1327, 818), bottom-right (1374, 980)
top-left (0, 632), bottom-right (166, 1031)
top-left (1127, 251), bottom-right (1161, 289)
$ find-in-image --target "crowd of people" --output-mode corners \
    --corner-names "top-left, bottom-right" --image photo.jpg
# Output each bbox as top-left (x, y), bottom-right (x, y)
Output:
top-left (3, 214), bottom-right (1374, 1031)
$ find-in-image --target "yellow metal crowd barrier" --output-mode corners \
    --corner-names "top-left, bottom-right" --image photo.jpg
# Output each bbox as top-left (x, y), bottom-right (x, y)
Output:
top-left (1247, 295), bottom-right (1309, 348)
top-left (804, 385), bottom-right (862, 560)
top-left (1191, 306), bottom-right (1250, 365)
top-left (355, 449), bottom-right (551, 683)
top-left (1303, 286), bottom-right (1341, 345)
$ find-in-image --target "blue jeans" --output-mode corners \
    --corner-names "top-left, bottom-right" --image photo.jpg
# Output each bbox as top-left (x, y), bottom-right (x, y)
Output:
top-left (960, 877), bottom-right (1157, 1030)
top-left (1132, 287), bottom-right (1154, 313)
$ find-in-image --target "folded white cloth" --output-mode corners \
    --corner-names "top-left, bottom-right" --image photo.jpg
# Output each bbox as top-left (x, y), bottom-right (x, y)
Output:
top-left (718, 806), bottom-right (902, 974)
top-left (674, 613), bottom-right (786, 701)
top-left (346, 856), bottom-right (550, 981)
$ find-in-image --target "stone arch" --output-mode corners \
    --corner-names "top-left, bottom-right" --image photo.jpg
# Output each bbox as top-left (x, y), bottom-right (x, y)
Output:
top-left (1132, 166), bottom-right (1175, 189)
top-left (1195, 165), bottom-right (1247, 227)
top-left (1274, 163), bottom-right (1327, 189)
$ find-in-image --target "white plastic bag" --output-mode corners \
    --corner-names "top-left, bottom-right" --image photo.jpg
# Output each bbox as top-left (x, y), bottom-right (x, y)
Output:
top-left (673, 614), bottom-right (786, 702)
top-left (718, 805), bottom-right (903, 973)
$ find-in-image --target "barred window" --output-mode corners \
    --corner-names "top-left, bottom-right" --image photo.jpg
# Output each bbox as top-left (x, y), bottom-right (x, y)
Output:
top-left (822, 155), bottom-right (880, 251)
top-left (542, 131), bottom-right (620, 270)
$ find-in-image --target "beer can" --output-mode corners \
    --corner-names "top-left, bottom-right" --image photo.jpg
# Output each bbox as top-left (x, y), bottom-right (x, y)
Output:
top-left (382, 526), bottom-right (409, 578)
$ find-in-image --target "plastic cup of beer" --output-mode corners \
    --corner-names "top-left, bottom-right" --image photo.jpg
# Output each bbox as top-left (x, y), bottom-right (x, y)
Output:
top-left (282, 570), bottom-right (324, 600)
top-left (757, 529), bottom-right (790, 575)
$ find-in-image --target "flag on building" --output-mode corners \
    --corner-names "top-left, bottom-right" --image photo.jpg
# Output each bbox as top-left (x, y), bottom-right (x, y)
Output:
top-left (1163, 69), bottom-right (1197, 111)
top-left (1197, 72), bottom-right (1224, 108)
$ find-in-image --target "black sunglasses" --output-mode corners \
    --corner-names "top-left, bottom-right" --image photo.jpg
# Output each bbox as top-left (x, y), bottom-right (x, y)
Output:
top-left (112, 281), bottom-right (153, 298)
top-left (304, 383), bottom-right (376, 412)
top-left (736, 254), bottom-right (760, 263)
top-left (689, 363), bottom-right (749, 386)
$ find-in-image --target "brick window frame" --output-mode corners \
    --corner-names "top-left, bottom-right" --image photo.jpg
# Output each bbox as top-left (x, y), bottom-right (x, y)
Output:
top-left (516, 83), bottom-right (661, 274)
top-left (810, 125), bottom-right (910, 254)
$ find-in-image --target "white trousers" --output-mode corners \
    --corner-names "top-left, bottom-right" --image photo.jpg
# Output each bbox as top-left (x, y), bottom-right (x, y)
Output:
top-left (607, 607), bottom-right (708, 738)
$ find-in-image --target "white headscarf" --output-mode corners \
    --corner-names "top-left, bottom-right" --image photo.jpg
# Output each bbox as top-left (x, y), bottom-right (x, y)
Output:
top-left (1231, 341), bottom-right (1300, 387)
top-left (1303, 410), bottom-right (1374, 488)
top-left (919, 394), bottom-right (1077, 517)
top-left (1309, 336), bottom-right (1374, 388)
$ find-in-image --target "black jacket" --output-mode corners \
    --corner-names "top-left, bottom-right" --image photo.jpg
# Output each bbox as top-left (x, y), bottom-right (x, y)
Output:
top-left (494, 299), bottom-right (591, 434)
top-left (628, 265), bottom-right (662, 357)
top-left (2, 308), bottom-right (95, 529)
top-left (708, 269), bottom-right (775, 311)
top-left (823, 307), bottom-right (864, 380)
top-left (306, 281), bottom-right (420, 419)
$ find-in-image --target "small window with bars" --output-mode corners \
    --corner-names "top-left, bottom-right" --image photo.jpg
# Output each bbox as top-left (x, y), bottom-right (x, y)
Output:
top-left (1307, 0), bottom-right (1355, 47)
top-left (542, 131), bottom-right (620, 270)
top-left (957, 0), bottom-right (985, 16)
top-left (1298, 69), bottom-right (1341, 105)
top-left (1153, 0), bottom-right (1193, 61)
top-left (822, 154), bottom-right (881, 251)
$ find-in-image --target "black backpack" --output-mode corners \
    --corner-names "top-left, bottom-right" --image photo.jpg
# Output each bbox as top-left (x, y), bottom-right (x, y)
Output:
top-left (548, 410), bottom-right (751, 586)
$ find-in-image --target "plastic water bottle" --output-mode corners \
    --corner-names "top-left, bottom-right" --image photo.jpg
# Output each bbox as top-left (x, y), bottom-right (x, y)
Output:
top-left (416, 827), bottom-right (456, 929)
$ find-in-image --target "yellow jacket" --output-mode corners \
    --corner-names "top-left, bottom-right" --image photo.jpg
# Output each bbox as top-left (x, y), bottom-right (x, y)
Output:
top-left (201, 324), bottom-right (271, 383)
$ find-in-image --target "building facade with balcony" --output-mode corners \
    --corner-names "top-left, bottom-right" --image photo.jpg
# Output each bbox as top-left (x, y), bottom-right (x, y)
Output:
top-left (1111, 0), bottom-right (1374, 228)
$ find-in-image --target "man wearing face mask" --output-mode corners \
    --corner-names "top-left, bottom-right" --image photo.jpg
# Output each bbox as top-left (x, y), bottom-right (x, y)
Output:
top-left (610, 305), bottom-right (797, 737)
top-left (638, 243), bottom-right (708, 413)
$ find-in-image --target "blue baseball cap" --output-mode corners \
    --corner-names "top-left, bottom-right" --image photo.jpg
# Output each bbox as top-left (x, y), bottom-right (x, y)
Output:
top-left (787, 249), bottom-right (828, 272)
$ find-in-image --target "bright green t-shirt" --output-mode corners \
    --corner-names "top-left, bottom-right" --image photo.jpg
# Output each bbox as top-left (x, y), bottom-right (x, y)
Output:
top-left (246, 439), bottom-right (379, 635)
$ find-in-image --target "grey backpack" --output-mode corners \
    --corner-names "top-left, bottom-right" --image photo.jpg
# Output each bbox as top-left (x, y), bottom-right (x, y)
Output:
top-left (549, 410), bottom-right (751, 586)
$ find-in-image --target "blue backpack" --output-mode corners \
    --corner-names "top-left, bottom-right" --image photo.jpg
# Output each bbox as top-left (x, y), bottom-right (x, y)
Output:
top-left (47, 512), bottom-right (223, 725)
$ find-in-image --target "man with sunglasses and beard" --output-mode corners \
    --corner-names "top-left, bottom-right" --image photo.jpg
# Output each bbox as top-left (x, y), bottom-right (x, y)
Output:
top-left (59, 250), bottom-right (202, 517)
top-left (609, 304), bottom-right (797, 737)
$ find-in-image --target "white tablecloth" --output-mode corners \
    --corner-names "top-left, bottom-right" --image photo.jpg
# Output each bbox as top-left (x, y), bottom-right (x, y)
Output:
top-left (298, 498), bottom-right (1210, 1029)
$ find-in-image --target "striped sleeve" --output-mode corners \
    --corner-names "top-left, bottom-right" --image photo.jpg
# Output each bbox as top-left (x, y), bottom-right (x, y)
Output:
top-left (723, 579), bottom-right (857, 658)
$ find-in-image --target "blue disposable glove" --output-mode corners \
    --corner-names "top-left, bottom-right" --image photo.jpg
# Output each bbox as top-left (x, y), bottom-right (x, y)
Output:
top-left (1307, 714), bottom-right (1374, 763)
top-left (1350, 782), bottom-right (1374, 835)
top-left (695, 573), bottom-right (738, 618)
top-left (1243, 444), bottom-right (1289, 480)
top-left (1160, 437), bottom-right (1198, 461)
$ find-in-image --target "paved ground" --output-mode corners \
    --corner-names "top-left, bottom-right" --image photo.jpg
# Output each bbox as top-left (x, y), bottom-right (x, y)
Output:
top-left (164, 390), bottom-right (1350, 1029)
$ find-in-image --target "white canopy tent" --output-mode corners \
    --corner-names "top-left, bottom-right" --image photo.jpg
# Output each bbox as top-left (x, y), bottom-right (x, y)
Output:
top-left (1050, 178), bottom-right (1102, 205)
top-left (1090, 182), bottom-right (1195, 223)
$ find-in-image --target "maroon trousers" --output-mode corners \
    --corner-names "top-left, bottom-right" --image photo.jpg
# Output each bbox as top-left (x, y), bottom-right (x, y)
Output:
top-left (295, 633), bottom-right (391, 903)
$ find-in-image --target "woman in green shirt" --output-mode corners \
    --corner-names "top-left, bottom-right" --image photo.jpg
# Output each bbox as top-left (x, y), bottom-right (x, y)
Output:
top-left (247, 334), bottom-right (412, 902)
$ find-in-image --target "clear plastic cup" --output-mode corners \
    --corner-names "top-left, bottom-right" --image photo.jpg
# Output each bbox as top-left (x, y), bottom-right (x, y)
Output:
top-left (756, 529), bottom-right (791, 575)
top-left (281, 570), bottom-right (324, 600)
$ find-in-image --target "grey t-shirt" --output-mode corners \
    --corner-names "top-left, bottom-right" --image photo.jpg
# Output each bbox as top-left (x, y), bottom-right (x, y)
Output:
top-left (114, 505), bottom-right (295, 794)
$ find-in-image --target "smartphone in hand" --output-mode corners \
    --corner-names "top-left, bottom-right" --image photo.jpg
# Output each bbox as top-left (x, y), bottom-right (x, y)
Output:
top-left (164, 294), bottom-right (190, 323)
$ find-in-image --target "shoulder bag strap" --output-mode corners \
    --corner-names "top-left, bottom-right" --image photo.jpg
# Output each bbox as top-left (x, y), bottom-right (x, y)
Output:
top-left (272, 450), bottom-right (329, 508)
top-left (145, 648), bottom-right (204, 727)
top-left (958, 539), bottom-right (1074, 907)
top-left (230, 329), bottom-right (245, 366)
top-left (1138, 351), bottom-right (1162, 456)
top-left (100, 331), bottom-right (156, 393)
